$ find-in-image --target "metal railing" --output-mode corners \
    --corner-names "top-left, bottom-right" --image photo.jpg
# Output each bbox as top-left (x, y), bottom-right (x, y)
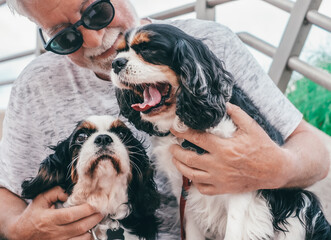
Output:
top-left (1, 0), bottom-right (331, 92)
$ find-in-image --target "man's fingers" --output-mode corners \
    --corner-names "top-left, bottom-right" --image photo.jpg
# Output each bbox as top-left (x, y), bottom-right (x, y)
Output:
top-left (170, 144), bottom-right (212, 170)
top-left (194, 183), bottom-right (217, 195)
top-left (172, 157), bottom-right (211, 184)
top-left (170, 128), bottom-right (222, 153)
top-left (53, 203), bottom-right (101, 225)
top-left (36, 186), bottom-right (68, 208)
top-left (62, 212), bottom-right (103, 237)
top-left (226, 102), bottom-right (257, 134)
top-left (69, 232), bottom-right (93, 240)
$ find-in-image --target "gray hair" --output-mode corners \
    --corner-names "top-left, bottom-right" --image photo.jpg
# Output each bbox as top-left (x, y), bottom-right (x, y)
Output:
top-left (6, 0), bottom-right (27, 15)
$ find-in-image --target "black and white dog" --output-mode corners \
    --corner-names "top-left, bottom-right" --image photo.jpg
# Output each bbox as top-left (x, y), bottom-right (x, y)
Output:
top-left (111, 24), bottom-right (331, 240)
top-left (21, 115), bottom-right (160, 240)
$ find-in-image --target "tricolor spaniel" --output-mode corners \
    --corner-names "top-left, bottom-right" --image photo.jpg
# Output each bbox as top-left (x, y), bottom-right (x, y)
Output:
top-left (111, 24), bottom-right (331, 240)
top-left (21, 115), bottom-right (160, 240)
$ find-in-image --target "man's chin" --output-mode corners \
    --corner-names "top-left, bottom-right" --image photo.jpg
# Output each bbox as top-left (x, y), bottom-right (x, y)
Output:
top-left (88, 61), bottom-right (113, 80)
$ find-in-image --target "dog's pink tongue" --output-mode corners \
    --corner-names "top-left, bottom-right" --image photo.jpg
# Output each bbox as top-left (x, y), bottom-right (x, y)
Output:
top-left (132, 85), bottom-right (162, 112)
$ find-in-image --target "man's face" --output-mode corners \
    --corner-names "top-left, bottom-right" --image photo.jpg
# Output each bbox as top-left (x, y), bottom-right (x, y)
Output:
top-left (25, 0), bottom-right (139, 79)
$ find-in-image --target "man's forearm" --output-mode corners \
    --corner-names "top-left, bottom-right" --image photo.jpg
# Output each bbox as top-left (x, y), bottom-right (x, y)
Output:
top-left (0, 188), bottom-right (27, 238)
top-left (282, 120), bottom-right (330, 189)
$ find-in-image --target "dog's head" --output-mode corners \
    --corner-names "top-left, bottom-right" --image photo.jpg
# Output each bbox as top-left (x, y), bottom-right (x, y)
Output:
top-left (111, 23), bottom-right (234, 135)
top-left (21, 116), bottom-right (159, 221)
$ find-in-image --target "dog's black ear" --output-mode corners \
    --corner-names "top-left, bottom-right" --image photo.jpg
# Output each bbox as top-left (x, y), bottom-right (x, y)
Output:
top-left (172, 37), bottom-right (234, 130)
top-left (122, 134), bottom-right (160, 238)
top-left (21, 139), bottom-right (73, 199)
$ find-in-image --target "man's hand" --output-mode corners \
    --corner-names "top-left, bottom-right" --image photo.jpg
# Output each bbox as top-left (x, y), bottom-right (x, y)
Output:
top-left (170, 103), bottom-right (293, 195)
top-left (5, 186), bottom-right (103, 240)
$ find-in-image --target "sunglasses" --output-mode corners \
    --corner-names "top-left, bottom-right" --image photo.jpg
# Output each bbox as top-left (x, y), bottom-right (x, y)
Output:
top-left (39, 0), bottom-right (115, 55)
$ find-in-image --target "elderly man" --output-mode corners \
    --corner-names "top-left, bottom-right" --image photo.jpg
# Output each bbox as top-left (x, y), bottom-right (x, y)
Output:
top-left (0, 0), bottom-right (329, 239)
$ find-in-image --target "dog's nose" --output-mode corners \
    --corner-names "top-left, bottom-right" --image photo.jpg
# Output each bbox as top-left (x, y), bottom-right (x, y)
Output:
top-left (112, 58), bottom-right (128, 74)
top-left (94, 134), bottom-right (113, 147)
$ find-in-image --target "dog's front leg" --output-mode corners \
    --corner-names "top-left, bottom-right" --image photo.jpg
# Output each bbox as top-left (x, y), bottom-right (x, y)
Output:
top-left (224, 192), bottom-right (274, 240)
top-left (184, 211), bottom-right (206, 240)
top-left (223, 194), bottom-right (250, 240)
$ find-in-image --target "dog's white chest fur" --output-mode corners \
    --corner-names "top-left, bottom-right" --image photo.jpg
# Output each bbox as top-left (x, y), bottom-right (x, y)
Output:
top-left (152, 118), bottom-right (278, 240)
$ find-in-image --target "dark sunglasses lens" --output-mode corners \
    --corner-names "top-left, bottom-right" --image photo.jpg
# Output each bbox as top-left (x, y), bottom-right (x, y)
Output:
top-left (50, 29), bottom-right (83, 54)
top-left (83, 2), bottom-right (115, 29)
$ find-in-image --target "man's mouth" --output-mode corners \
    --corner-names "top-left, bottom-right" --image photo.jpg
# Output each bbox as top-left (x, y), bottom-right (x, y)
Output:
top-left (129, 83), bottom-right (172, 114)
top-left (89, 32), bottom-right (123, 61)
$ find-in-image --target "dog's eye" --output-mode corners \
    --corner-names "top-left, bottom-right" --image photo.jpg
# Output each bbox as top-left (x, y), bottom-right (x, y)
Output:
top-left (117, 131), bottom-right (125, 138)
top-left (76, 133), bottom-right (88, 144)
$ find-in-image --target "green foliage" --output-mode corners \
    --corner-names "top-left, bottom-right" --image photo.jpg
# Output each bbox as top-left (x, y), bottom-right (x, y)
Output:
top-left (286, 56), bottom-right (331, 135)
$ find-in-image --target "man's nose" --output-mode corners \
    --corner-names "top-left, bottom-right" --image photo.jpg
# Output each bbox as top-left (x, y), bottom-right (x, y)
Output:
top-left (79, 27), bottom-right (105, 48)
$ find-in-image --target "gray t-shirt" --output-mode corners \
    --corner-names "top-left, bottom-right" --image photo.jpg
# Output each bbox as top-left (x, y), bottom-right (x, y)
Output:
top-left (0, 19), bottom-right (301, 237)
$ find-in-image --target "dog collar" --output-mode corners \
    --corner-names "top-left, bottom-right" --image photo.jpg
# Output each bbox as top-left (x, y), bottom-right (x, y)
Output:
top-left (90, 217), bottom-right (125, 240)
top-left (108, 227), bottom-right (125, 240)
top-left (154, 130), bottom-right (171, 137)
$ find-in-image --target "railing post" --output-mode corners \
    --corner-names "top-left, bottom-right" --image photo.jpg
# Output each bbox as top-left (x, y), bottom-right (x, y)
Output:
top-left (195, 0), bottom-right (215, 21)
top-left (268, 0), bottom-right (323, 92)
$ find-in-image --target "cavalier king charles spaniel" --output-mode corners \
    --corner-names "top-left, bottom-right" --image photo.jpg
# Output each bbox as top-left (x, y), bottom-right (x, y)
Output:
top-left (21, 115), bottom-right (160, 240)
top-left (110, 24), bottom-right (331, 240)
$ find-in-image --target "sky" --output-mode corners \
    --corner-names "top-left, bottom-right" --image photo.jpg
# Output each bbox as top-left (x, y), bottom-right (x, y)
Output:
top-left (0, 0), bottom-right (330, 109)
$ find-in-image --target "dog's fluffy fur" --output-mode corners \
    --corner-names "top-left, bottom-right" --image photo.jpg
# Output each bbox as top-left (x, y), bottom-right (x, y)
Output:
top-left (21, 115), bottom-right (160, 240)
top-left (111, 23), bottom-right (331, 239)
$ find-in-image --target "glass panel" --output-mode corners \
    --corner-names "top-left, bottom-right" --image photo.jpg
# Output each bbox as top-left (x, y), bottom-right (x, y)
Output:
top-left (0, 85), bottom-right (12, 110)
top-left (0, 55), bottom-right (35, 83)
top-left (0, 56), bottom-right (35, 109)
top-left (0, 5), bottom-right (36, 58)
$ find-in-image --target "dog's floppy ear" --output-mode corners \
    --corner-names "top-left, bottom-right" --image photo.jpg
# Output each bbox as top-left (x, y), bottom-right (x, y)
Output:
top-left (172, 37), bottom-right (234, 130)
top-left (21, 139), bottom-right (73, 199)
top-left (123, 133), bottom-right (160, 238)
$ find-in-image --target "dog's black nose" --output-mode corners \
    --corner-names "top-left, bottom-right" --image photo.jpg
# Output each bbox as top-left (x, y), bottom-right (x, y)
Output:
top-left (112, 58), bottom-right (128, 74)
top-left (94, 134), bottom-right (113, 146)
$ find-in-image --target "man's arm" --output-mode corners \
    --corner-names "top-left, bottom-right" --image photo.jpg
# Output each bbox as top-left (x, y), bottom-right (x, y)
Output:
top-left (0, 187), bottom-right (103, 240)
top-left (170, 103), bottom-right (330, 195)
top-left (282, 119), bottom-right (330, 188)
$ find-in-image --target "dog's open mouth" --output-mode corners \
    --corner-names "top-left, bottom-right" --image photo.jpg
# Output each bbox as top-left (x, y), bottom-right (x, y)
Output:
top-left (131, 83), bottom-right (172, 114)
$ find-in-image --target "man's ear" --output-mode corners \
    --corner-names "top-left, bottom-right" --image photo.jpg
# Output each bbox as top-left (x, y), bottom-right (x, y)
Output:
top-left (21, 139), bottom-right (73, 199)
top-left (173, 37), bottom-right (234, 130)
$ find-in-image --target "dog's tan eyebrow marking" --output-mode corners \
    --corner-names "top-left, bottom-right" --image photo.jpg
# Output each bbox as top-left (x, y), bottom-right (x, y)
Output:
top-left (77, 121), bottom-right (97, 131)
top-left (110, 119), bottom-right (127, 129)
top-left (116, 37), bottom-right (128, 52)
top-left (131, 31), bottom-right (151, 46)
